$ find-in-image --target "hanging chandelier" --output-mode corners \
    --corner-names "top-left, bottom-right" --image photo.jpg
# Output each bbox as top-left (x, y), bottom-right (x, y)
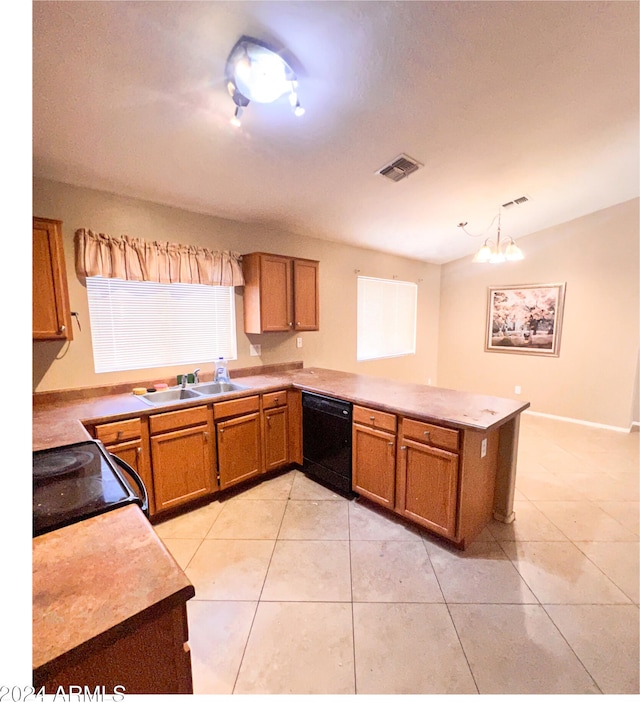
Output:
top-left (458, 209), bottom-right (525, 263)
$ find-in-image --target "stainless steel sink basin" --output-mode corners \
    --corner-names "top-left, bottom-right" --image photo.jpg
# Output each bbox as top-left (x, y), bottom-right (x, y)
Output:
top-left (193, 382), bottom-right (249, 396)
top-left (136, 388), bottom-right (201, 406)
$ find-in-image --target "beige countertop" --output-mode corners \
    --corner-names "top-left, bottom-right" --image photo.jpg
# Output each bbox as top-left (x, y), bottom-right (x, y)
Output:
top-left (33, 367), bottom-right (529, 451)
top-left (31, 367), bottom-right (528, 672)
top-left (33, 504), bottom-right (195, 671)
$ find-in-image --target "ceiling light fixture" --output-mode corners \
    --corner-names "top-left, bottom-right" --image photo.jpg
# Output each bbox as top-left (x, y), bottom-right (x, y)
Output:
top-left (458, 208), bottom-right (524, 263)
top-left (225, 36), bottom-right (303, 126)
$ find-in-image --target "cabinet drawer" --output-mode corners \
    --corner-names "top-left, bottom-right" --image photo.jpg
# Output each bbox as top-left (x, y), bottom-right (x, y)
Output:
top-left (94, 418), bottom-right (141, 443)
top-left (402, 418), bottom-right (459, 452)
top-left (353, 405), bottom-right (397, 433)
top-left (262, 390), bottom-right (287, 410)
top-left (149, 406), bottom-right (210, 434)
top-left (214, 395), bottom-right (260, 421)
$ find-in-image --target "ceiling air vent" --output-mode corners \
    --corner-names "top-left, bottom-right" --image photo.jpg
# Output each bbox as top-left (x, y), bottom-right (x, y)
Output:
top-left (502, 195), bottom-right (530, 208)
top-left (377, 154), bottom-right (423, 182)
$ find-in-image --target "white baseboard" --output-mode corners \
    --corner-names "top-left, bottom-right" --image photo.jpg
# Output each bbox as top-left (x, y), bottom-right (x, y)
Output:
top-left (524, 409), bottom-right (633, 434)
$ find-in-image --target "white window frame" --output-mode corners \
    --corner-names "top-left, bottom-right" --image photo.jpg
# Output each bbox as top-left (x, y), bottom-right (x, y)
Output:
top-left (357, 275), bottom-right (417, 361)
top-left (86, 277), bottom-right (237, 373)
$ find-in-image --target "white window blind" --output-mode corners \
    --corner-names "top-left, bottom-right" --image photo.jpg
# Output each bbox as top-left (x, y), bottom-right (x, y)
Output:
top-left (86, 278), bottom-right (237, 373)
top-left (357, 276), bottom-right (417, 361)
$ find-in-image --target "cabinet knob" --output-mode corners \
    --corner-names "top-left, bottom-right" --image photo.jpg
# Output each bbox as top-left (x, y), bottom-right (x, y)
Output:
top-left (136, 446), bottom-right (141, 455)
top-left (117, 430), bottom-right (124, 440)
top-left (296, 321), bottom-right (300, 326)
top-left (370, 416), bottom-right (375, 422)
top-left (400, 445), bottom-right (407, 451)
top-left (58, 325), bottom-right (66, 333)
top-left (423, 431), bottom-right (430, 439)
top-left (288, 322), bottom-right (293, 327)
top-left (204, 431), bottom-right (209, 442)
top-left (388, 441), bottom-right (394, 447)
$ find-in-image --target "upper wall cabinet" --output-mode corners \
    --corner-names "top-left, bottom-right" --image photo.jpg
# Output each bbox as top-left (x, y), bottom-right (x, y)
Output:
top-left (33, 217), bottom-right (73, 341)
top-left (242, 252), bottom-right (319, 333)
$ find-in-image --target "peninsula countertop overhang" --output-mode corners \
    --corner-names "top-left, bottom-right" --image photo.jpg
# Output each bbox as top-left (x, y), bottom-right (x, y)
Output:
top-left (33, 367), bottom-right (530, 451)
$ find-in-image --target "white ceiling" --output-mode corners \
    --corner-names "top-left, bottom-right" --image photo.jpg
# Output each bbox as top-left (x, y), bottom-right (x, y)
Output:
top-left (33, 1), bottom-right (639, 264)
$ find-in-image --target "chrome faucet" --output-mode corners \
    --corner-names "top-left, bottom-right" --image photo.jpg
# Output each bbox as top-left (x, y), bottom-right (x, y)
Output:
top-left (193, 368), bottom-right (200, 384)
top-left (181, 373), bottom-right (189, 389)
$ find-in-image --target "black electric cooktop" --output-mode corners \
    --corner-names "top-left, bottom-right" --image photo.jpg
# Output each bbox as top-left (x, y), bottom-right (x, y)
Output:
top-left (33, 440), bottom-right (144, 537)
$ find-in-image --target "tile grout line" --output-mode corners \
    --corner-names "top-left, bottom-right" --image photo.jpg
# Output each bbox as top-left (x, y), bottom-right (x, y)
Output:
top-left (538, 602), bottom-right (604, 693)
top-left (347, 500), bottom-right (358, 694)
top-left (229, 472), bottom-right (296, 693)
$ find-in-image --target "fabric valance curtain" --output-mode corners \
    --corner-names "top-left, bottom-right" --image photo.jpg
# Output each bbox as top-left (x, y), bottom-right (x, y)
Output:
top-left (74, 229), bottom-right (244, 286)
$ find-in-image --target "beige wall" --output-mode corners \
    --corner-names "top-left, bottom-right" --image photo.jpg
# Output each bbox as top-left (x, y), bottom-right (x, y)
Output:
top-left (438, 198), bottom-right (639, 429)
top-left (33, 178), bottom-right (441, 392)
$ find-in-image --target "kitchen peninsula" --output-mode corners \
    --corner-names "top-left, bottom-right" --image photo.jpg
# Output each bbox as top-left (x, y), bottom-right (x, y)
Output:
top-left (33, 366), bottom-right (529, 535)
top-left (33, 366), bottom-right (529, 690)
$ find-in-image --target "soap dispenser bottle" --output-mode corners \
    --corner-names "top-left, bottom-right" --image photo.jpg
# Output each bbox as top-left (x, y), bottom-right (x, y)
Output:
top-left (214, 357), bottom-right (230, 383)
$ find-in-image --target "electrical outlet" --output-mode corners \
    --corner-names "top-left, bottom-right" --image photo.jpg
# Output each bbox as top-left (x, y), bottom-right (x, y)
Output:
top-left (296, 337), bottom-right (303, 348)
top-left (427, 378), bottom-right (432, 385)
top-left (514, 385), bottom-right (521, 395)
top-left (249, 344), bottom-right (261, 357)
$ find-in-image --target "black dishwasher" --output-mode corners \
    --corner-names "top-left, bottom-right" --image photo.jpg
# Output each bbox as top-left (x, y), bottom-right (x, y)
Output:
top-left (302, 391), bottom-right (354, 496)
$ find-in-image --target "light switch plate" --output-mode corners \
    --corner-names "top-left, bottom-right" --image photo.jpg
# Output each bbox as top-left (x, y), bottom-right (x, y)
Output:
top-left (481, 438), bottom-right (487, 458)
top-left (296, 337), bottom-right (303, 348)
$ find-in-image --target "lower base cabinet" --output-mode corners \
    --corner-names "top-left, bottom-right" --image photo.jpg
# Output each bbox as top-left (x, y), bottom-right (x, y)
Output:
top-left (351, 404), bottom-right (497, 546)
top-left (149, 407), bottom-right (216, 512)
top-left (395, 439), bottom-right (459, 539)
top-left (352, 422), bottom-right (396, 509)
top-left (262, 390), bottom-right (289, 472)
top-left (214, 395), bottom-right (262, 490)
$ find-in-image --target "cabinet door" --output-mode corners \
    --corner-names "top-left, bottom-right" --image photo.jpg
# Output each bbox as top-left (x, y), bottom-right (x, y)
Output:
top-left (293, 259), bottom-right (319, 331)
top-left (151, 425), bottom-right (214, 512)
top-left (106, 439), bottom-right (155, 516)
top-left (217, 412), bottom-right (261, 489)
top-left (396, 439), bottom-right (459, 539)
top-left (33, 217), bottom-right (73, 340)
top-left (260, 255), bottom-right (293, 331)
top-left (263, 405), bottom-right (289, 472)
top-left (352, 423), bottom-right (396, 508)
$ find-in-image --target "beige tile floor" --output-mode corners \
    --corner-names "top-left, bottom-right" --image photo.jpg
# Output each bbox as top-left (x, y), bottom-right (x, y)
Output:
top-left (154, 413), bottom-right (639, 694)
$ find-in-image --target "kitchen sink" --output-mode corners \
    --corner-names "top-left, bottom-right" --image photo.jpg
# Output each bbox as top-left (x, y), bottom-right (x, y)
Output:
top-left (192, 382), bottom-right (249, 395)
top-left (136, 388), bottom-right (201, 406)
top-left (136, 382), bottom-right (249, 406)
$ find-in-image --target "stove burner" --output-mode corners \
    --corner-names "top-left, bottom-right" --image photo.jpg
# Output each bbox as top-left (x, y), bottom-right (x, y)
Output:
top-left (32, 440), bottom-right (147, 537)
top-left (33, 449), bottom-right (96, 479)
top-left (33, 476), bottom-right (105, 517)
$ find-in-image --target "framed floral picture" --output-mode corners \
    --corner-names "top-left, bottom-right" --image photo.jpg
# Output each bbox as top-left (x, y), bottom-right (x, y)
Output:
top-left (486, 283), bottom-right (566, 356)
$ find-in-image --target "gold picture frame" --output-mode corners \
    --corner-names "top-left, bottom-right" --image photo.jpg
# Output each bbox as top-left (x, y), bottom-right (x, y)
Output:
top-left (486, 282), bottom-right (566, 356)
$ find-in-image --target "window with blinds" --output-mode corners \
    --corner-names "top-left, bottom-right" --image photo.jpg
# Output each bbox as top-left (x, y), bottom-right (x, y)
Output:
top-left (357, 276), bottom-right (417, 361)
top-left (86, 278), bottom-right (237, 373)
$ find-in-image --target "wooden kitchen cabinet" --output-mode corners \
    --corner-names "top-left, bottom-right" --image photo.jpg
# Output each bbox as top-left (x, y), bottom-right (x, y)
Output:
top-left (149, 406), bottom-right (216, 512)
top-left (214, 395), bottom-right (262, 489)
top-left (287, 388), bottom-right (303, 465)
top-left (352, 405), bottom-right (397, 509)
top-left (394, 417), bottom-right (461, 539)
top-left (33, 217), bottom-right (73, 341)
top-left (262, 391), bottom-right (289, 472)
top-left (92, 417), bottom-right (155, 515)
top-left (242, 252), bottom-right (319, 333)
top-left (396, 438), bottom-right (459, 539)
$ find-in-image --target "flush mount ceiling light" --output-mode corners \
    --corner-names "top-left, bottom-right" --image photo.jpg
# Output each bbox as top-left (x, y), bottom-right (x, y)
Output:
top-left (225, 36), bottom-right (304, 127)
top-left (458, 208), bottom-right (525, 263)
